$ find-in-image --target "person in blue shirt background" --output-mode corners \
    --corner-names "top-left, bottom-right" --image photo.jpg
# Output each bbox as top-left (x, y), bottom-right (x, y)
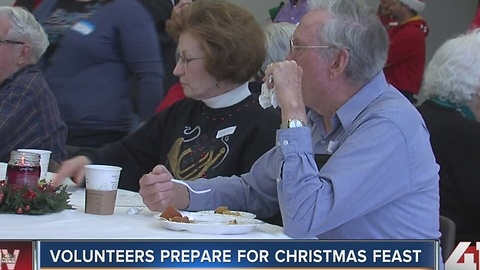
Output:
top-left (34, 0), bottom-right (163, 148)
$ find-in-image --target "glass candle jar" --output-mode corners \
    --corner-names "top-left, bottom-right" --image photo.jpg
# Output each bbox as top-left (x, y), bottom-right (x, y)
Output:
top-left (6, 150), bottom-right (41, 186)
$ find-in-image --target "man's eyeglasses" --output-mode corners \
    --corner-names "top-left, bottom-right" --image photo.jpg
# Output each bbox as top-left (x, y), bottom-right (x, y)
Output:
top-left (0, 39), bottom-right (24, 45)
top-left (175, 53), bottom-right (204, 69)
top-left (290, 36), bottom-right (330, 56)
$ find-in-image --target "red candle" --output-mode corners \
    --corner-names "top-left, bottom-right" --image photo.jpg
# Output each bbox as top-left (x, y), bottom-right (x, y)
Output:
top-left (6, 151), bottom-right (41, 186)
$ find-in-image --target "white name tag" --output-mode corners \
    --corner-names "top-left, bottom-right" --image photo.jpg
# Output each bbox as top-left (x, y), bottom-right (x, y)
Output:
top-left (216, 126), bottom-right (236, 138)
top-left (327, 141), bottom-right (339, 155)
top-left (72, 20), bottom-right (95, 35)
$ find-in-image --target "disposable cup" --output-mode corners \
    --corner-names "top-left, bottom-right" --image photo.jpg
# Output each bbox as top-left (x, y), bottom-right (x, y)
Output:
top-left (84, 165), bottom-right (122, 215)
top-left (17, 149), bottom-right (52, 181)
top-left (0, 162), bottom-right (7, 179)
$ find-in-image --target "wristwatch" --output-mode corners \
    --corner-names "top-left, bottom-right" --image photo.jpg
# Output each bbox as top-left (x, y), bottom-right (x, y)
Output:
top-left (280, 118), bottom-right (308, 129)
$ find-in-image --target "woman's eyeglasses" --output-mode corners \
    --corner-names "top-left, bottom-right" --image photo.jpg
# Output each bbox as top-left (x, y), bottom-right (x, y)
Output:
top-left (289, 36), bottom-right (330, 56)
top-left (0, 39), bottom-right (24, 45)
top-left (175, 53), bottom-right (204, 69)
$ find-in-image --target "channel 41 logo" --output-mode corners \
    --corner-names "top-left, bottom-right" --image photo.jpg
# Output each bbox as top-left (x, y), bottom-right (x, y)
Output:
top-left (446, 242), bottom-right (480, 270)
top-left (0, 242), bottom-right (33, 270)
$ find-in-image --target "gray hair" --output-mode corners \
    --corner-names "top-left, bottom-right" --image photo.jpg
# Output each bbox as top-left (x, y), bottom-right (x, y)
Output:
top-left (0, 6), bottom-right (49, 63)
top-left (308, 0), bottom-right (388, 83)
top-left (420, 29), bottom-right (480, 104)
top-left (257, 22), bottom-right (297, 79)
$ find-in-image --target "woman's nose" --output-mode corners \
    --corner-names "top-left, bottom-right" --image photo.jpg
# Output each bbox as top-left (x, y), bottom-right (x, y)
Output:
top-left (173, 61), bottom-right (183, 76)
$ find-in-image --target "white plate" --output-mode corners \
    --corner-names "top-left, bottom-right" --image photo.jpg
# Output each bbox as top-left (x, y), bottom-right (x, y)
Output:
top-left (196, 210), bottom-right (256, 219)
top-left (154, 212), bottom-right (263, 235)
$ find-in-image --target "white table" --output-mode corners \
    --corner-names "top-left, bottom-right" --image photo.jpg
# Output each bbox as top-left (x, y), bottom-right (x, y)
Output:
top-left (0, 187), bottom-right (290, 240)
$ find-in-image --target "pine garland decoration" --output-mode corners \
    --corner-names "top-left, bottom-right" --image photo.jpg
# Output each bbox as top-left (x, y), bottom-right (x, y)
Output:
top-left (0, 180), bottom-right (74, 215)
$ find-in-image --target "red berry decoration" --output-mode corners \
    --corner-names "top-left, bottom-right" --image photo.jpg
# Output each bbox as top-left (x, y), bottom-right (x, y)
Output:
top-left (0, 181), bottom-right (73, 214)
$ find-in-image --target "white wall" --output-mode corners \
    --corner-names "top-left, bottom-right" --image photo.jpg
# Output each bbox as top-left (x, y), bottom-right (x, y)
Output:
top-left (231, 0), bottom-right (478, 62)
top-left (421, 0), bottom-right (477, 61)
top-left (229, 0), bottom-right (279, 24)
top-left (0, 0), bottom-right (15, 6)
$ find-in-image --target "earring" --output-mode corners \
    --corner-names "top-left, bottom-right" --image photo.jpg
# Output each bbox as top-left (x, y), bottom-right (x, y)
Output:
top-left (216, 82), bottom-right (220, 87)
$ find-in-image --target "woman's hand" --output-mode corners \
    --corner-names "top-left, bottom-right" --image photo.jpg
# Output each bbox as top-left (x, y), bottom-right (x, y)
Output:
top-left (52, 155), bottom-right (91, 187)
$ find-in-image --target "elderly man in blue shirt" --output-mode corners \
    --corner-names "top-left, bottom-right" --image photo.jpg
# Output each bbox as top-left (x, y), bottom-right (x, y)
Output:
top-left (138, 0), bottom-right (440, 241)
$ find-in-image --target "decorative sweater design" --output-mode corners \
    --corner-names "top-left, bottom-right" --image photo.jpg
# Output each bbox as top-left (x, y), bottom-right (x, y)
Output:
top-left (80, 94), bottom-right (281, 191)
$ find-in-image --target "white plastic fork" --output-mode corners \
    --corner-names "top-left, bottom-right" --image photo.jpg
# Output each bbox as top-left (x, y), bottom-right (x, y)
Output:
top-left (171, 179), bottom-right (211, 194)
top-left (125, 179), bottom-right (210, 215)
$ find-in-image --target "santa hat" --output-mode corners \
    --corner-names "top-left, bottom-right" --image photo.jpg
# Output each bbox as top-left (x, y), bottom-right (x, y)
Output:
top-left (399, 0), bottom-right (426, 13)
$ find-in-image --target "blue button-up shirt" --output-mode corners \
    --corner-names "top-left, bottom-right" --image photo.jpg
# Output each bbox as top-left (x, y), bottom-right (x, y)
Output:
top-left (187, 72), bottom-right (440, 241)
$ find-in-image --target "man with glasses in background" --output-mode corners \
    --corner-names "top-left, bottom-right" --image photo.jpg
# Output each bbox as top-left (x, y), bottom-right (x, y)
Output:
top-left (0, 6), bottom-right (66, 164)
top-left (138, 0), bottom-right (441, 242)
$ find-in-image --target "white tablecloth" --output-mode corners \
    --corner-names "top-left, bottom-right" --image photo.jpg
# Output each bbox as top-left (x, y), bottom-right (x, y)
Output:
top-left (0, 186), bottom-right (290, 240)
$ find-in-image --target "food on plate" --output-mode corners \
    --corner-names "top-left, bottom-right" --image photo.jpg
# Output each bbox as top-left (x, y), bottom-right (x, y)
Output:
top-left (170, 215), bottom-right (190, 223)
top-left (160, 205), bottom-right (182, 219)
top-left (160, 205), bottom-right (190, 223)
top-left (214, 206), bottom-right (241, 216)
top-left (158, 206), bottom-right (254, 225)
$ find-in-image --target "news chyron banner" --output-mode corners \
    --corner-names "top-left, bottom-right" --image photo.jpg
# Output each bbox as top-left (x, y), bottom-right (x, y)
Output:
top-left (39, 240), bottom-right (440, 270)
top-left (0, 241), bottom-right (35, 270)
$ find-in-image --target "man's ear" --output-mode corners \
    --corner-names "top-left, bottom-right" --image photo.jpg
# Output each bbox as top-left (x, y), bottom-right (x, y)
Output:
top-left (17, 44), bottom-right (32, 66)
top-left (329, 48), bottom-right (349, 79)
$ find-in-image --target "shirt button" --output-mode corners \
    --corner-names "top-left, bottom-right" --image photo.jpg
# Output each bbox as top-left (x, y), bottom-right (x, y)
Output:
top-left (283, 140), bottom-right (289, 145)
top-left (276, 177), bottom-right (280, 183)
top-left (277, 141), bottom-right (281, 146)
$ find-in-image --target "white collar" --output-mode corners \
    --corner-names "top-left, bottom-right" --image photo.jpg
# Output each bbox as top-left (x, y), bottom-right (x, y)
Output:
top-left (203, 82), bottom-right (251, 109)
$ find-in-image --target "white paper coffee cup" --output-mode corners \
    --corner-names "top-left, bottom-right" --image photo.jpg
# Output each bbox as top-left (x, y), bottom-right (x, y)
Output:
top-left (84, 165), bottom-right (122, 215)
top-left (84, 164), bottom-right (122, 191)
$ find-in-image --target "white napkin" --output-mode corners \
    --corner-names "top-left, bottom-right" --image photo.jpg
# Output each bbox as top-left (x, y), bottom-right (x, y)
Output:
top-left (259, 82), bottom-right (279, 109)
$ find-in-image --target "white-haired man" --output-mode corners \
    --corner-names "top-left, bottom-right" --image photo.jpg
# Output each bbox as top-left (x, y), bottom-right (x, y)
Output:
top-left (0, 6), bottom-right (66, 163)
top-left (384, 0), bottom-right (428, 103)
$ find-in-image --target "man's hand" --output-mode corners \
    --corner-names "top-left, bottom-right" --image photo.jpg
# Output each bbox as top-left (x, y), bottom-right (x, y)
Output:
top-left (139, 165), bottom-right (189, 212)
top-left (265, 61), bottom-right (307, 122)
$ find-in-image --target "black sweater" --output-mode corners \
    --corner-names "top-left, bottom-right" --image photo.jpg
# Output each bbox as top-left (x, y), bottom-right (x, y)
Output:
top-left (418, 100), bottom-right (480, 243)
top-left (80, 95), bottom-right (281, 192)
